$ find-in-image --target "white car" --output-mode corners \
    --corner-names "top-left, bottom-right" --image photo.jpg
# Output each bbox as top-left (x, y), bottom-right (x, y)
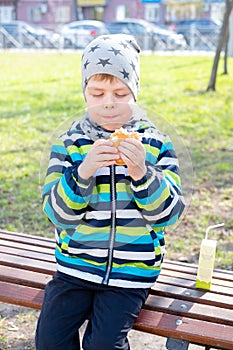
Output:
top-left (59, 20), bottom-right (109, 49)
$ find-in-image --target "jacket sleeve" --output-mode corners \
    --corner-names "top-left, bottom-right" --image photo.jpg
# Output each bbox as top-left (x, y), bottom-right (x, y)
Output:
top-left (42, 138), bottom-right (94, 229)
top-left (130, 134), bottom-right (185, 227)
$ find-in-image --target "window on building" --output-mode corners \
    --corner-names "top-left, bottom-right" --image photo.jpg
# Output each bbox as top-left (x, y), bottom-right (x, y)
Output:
top-left (55, 6), bottom-right (70, 23)
top-left (145, 4), bottom-right (160, 23)
top-left (90, 6), bottom-right (104, 20)
top-left (0, 6), bottom-right (14, 22)
top-left (95, 6), bottom-right (104, 20)
top-left (116, 5), bottom-right (129, 20)
top-left (28, 7), bottom-right (42, 22)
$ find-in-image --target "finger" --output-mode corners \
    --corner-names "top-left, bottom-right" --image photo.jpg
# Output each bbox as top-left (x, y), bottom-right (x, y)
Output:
top-left (119, 140), bottom-right (143, 153)
top-left (96, 145), bottom-right (118, 155)
top-left (119, 146), bottom-right (146, 168)
top-left (101, 160), bottom-right (118, 167)
top-left (96, 153), bottom-right (119, 162)
top-left (119, 151), bottom-right (138, 167)
top-left (118, 144), bottom-right (138, 159)
top-left (123, 138), bottom-right (142, 147)
top-left (94, 139), bottom-right (114, 147)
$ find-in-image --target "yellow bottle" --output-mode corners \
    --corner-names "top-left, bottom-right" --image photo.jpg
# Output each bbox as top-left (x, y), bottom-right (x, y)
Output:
top-left (196, 223), bottom-right (224, 290)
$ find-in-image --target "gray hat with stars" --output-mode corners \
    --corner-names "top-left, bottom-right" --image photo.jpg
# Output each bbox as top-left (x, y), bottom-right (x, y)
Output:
top-left (81, 34), bottom-right (141, 101)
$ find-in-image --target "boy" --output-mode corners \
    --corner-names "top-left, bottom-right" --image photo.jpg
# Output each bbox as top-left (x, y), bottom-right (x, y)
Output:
top-left (36, 34), bottom-right (185, 350)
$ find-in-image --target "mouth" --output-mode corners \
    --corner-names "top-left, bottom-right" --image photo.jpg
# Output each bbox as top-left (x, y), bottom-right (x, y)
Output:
top-left (102, 115), bottom-right (119, 122)
top-left (100, 115), bottom-right (123, 130)
top-left (102, 114), bottom-right (119, 120)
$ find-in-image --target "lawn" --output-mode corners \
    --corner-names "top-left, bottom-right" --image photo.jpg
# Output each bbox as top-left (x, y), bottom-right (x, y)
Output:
top-left (0, 51), bottom-right (232, 269)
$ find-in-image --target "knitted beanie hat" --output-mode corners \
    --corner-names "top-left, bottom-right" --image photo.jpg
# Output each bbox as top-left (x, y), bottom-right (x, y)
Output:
top-left (81, 34), bottom-right (141, 101)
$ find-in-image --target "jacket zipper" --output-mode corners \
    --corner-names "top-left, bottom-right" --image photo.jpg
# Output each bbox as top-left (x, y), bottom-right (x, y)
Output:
top-left (102, 164), bottom-right (116, 285)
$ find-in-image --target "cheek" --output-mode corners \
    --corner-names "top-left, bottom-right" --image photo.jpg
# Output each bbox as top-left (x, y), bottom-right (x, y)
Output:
top-left (85, 94), bottom-right (95, 107)
top-left (119, 103), bottom-right (133, 117)
top-left (87, 105), bottom-right (100, 120)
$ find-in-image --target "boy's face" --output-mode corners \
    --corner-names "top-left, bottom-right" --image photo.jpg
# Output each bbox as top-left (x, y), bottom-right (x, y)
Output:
top-left (84, 76), bottom-right (135, 131)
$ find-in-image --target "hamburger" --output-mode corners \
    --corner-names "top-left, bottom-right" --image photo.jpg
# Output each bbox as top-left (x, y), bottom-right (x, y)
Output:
top-left (110, 128), bottom-right (141, 165)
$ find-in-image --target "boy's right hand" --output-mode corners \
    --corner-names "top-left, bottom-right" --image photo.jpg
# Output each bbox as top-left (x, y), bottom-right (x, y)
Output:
top-left (78, 139), bottom-right (119, 180)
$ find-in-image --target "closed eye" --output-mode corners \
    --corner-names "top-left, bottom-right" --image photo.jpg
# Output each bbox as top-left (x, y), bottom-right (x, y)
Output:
top-left (115, 93), bottom-right (130, 98)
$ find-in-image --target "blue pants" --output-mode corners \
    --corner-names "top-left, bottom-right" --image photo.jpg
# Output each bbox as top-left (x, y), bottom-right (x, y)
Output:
top-left (35, 271), bottom-right (149, 350)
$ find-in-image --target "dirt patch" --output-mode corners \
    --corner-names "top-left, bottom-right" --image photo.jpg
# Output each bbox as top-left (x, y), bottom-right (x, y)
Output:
top-left (0, 304), bottom-right (38, 350)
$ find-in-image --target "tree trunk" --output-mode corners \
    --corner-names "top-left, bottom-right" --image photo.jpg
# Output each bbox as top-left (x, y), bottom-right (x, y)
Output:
top-left (207, 0), bottom-right (233, 91)
top-left (223, 25), bottom-right (229, 74)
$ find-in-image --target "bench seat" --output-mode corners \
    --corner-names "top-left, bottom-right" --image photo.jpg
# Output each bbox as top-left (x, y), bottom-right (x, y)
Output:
top-left (0, 229), bottom-right (233, 350)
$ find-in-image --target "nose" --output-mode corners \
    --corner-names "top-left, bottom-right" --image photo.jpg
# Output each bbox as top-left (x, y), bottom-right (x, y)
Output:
top-left (104, 102), bottom-right (115, 110)
top-left (103, 93), bottom-right (116, 109)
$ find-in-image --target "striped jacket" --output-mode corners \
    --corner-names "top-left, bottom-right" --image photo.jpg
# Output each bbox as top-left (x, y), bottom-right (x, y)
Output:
top-left (42, 120), bottom-right (185, 288)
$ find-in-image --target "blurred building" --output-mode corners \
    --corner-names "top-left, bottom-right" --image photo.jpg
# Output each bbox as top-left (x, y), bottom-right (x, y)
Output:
top-left (0, 0), bottom-right (226, 30)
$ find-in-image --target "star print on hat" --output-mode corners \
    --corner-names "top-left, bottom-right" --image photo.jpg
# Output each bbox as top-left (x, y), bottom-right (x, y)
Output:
top-left (81, 34), bottom-right (141, 101)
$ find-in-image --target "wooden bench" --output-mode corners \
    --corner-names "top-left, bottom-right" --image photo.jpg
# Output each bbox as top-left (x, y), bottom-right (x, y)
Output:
top-left (0, 229), bottom-right (233, 350)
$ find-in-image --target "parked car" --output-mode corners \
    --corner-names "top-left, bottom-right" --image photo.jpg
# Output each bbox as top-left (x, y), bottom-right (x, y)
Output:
top-left (172, 19), bottom-right (221, 46)
top-left (105, 18), bottom-right (187, 50)
top-left (151, 23), bottom-right (187, 50)
top-left (174, 19), bottom-right (221, 34)
top-left (59, 20), bottom-right (109, 48)
top-left (0, 21), bottom-right (60, 48)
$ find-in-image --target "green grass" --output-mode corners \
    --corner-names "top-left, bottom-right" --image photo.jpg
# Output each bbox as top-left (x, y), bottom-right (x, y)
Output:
top-left (0, 51), bottom-right (232, 269)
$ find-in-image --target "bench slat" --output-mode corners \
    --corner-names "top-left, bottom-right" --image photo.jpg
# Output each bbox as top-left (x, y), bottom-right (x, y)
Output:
top-left (0, 265), bottom-right (52, 289)
top-left (0, 252), bottom-right (56, 274)
top-left (134, 309), bottom-right (233, 350)
top-left (145, 295), bottom-right (233, 326)
top-left (161, 269), bottom-right (233, 288)
top-left (152, 283), bottom-right (233, 309)
top-left (0, 281), bottom-right (44, 309)
top-left (157, 275), bottom-right (233, 295)
top-left (0, 245), bottom-right (55, 263)
top-left (0, 238), bottom-right (54, 255)
top-left (162, 261), bottom-right (233, 281)
top-left (0, 230), bottom-right (55, 249)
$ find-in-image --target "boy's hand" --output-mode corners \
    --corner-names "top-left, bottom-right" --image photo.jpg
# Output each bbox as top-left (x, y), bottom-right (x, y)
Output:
top-left (118, 139), bottom-right (147, 181)
top-left (78, 139), bottom-right (119, 180)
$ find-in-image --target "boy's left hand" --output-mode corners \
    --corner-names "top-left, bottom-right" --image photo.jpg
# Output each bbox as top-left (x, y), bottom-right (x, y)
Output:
top-left (118, 139), bottom-right (147, 181)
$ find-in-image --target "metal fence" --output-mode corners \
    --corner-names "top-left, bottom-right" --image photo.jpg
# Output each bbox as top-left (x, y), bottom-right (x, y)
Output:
top-left (0, 26), bottom-right (62, 49)
top-left (175, 25), bottom-right (220, 51)
top-left (0, 26), bottom-right (220, 51)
